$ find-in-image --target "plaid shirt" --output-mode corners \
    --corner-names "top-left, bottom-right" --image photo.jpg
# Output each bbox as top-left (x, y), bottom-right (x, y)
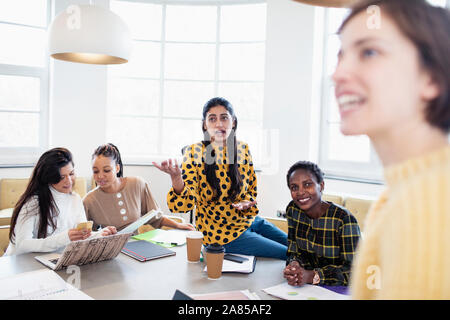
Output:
top-left (286, 200), bottom-right (361, 286)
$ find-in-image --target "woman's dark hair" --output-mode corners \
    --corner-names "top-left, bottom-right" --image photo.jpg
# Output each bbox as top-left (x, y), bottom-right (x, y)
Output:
top-left (92, 143), bottom-right (124, 178)
top-left (338, 0), bottom-right (450, 133)
top-left (201, 97), bottom-right (242, 202)
top-left (286, 161), bottom-right (324, 187)
top-left (9, 148), bottom-right (74, 243)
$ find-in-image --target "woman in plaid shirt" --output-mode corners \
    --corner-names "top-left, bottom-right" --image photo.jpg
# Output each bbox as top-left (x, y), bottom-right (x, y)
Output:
top-left (283, 161), bottom-right (361, 286)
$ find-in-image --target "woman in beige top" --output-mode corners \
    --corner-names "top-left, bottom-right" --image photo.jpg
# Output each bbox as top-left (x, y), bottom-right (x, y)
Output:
top-left (83, 143), bottom-right (195, 232)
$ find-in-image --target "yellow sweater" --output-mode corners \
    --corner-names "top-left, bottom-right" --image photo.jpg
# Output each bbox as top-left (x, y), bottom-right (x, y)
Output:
top-left (350, 145), bottom-right (450, 299)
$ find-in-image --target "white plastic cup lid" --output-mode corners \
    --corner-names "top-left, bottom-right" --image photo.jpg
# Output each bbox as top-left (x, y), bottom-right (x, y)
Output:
top-left (186, 231), bottom-right (203, 239)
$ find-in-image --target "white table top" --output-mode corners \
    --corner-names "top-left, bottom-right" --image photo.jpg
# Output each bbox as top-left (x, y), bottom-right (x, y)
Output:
top-left (0, 243), bottom-right (286, 300)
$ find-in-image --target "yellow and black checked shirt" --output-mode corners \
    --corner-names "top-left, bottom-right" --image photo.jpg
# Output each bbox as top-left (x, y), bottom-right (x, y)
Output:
top-left (286, 200), bottom-right (361, 286)
top-left (167, 141), bottom-right (258, 246)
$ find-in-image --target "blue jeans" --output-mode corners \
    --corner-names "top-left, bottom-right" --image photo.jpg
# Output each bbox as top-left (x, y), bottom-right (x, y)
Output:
top-left (223, 216), bottom-right (288, 260)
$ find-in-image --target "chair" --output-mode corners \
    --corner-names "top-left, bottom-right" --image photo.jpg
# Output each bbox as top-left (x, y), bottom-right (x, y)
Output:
top-left (138, 216), bottom-right (186, 234)
top-left (90, 177), bottom-right (97, 191)
top-left (0, 177), bottom-right (87, 209)
top-left (322, 194), bottom-right (344, 206)
top-left (263, 216), bottom-right (288, 234)
top-left (0, 208), bottom-right (13, 227)
top-left (0, 225), bottom-right (10, 257)
top-left (0, 178), bottom-right (88, 226)
top-left (343, 197), bottom-right (373, 232)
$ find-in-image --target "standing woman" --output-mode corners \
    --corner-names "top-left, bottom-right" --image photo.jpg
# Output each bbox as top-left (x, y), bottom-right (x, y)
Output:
top-left (154, 97), bottom-right (288, 259)
top-left (83, 143), bottom-right (195, 232)
top-left (6, 148), bottom-right (115, 256)
top-left (333, 0), bottom-right (450, 299)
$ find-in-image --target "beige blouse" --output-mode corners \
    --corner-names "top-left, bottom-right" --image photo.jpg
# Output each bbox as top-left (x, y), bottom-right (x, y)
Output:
top-left (82, 176), bottom-right (163, 232)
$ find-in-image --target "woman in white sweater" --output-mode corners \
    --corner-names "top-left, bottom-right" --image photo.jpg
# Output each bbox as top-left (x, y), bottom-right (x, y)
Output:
top-left (6, 148), bottom-right (115, 255)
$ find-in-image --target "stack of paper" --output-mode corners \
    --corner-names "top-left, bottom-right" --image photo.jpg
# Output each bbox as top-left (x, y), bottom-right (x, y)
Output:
top-left (263, 282), bottom-right (349, 300)
top-left (0, 269), bottom-right (93, 300)
top-left (191, 289), bottom-right (260, 300)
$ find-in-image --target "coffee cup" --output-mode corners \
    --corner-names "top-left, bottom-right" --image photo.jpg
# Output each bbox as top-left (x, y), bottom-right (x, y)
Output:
top-left (205, 243), bottom-right (225, 280)
top-left (186, 231), bottom-right (203, 263)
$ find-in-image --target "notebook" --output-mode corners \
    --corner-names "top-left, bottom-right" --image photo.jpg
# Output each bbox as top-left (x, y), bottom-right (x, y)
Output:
top-left (35, 232), bottom-right (132, 271)
top-left (121, 240), bottom-right (176, 262)
top-left (0, 269), bottom-right (93, 300)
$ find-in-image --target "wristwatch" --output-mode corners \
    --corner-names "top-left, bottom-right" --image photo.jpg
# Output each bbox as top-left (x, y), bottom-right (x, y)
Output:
top-left (312, 270), bottom-right (320, 285)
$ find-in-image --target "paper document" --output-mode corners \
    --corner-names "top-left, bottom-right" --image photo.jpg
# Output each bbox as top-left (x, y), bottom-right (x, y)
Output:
top-left (0, 269), bottom-right (93, 300)
top-left (191, 289), bottom-right (260, 300)
top-left (118, 209), bottom-right (162, 234)
top-left (263, 282), bottom-right (349, 300)
top-left (133, 229), bottom-right (188, 246)
top-left (150, 229), bottom-right (188, 245)
top-left (203, 254), bottom-right (256, 274)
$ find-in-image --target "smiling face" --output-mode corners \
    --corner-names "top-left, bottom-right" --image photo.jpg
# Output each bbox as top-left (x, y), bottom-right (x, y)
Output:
top-left (333, 11), bottom-right (439, 139)
top-left (92, 155), bottom-right (120, 189)
top-left (51, 163), bottom-right (75, 194)
top-left (203, 105), bottom-right (236, 144)
top-left (288, 169), bottom-right (324, 213)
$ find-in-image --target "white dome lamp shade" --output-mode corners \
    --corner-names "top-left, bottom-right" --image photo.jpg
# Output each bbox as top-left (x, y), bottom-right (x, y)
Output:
top-left (48, 4), bottom-right (131, 64)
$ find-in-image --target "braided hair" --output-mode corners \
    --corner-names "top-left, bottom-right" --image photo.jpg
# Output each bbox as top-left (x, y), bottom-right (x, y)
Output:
top-left (92, 143), bottom-right (124, 177)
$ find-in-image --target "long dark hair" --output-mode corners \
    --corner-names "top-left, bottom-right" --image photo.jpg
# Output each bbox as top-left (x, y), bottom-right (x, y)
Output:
top-left (201, 97), bottom-right (242, 202)
top-left (92, 143), bottom-right (124, 178)
top-left (339, 0), bottom-right (450, 133)
top-left (9, 148), bottom-right (74, 243)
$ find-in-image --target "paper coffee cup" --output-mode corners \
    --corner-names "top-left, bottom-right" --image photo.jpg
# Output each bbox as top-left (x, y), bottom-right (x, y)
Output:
top-left (205, 244), bottom-right (225, 280)
top-left (186, 231), bottom-right (203, 263)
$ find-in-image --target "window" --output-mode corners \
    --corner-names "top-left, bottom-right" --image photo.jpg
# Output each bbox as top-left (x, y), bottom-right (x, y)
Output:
top-left (107, 0), bottom-right (267, 165)
top-left (318, 0), bottom-right (448, 181)
top-left (0, 0), bottom-right (50, 165)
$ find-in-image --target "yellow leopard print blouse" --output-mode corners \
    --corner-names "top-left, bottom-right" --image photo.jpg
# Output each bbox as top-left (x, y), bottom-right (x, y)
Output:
top-left (167, 141), bottom-right (258, 245)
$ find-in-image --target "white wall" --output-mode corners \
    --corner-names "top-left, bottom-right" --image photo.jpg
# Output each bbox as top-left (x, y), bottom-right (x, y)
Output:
top-left (50, 0), bottom-right (109, 177)
top-left (0, 0), bottom-right (385, 218)
top-left (258, 0), bottom-right (318, 216)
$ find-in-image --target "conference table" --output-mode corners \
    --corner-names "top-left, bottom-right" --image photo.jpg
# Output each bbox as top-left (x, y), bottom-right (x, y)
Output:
top-left (0, 243), bottom-right (287, 300)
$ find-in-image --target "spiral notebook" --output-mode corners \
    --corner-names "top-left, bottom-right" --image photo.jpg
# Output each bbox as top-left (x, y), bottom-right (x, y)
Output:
top-left (121, 240), bottom-right (176, 262)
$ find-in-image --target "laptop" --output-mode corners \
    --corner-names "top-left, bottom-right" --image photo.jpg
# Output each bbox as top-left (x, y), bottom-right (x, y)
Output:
top-left (35, 232), bottom-right (132, 271)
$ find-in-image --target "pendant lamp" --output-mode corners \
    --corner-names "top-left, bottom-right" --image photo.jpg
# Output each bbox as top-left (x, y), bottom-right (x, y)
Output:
top-left (48, 4), bottom-right (131, 64)
top-left (291, 0), bottom-right (356, 7)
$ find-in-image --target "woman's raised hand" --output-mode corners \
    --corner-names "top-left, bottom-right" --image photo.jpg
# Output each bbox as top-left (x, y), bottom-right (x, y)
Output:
top-left (152, 159), bottom-right (181, 178)
top-left (153, 159), bottom-right (185, 194)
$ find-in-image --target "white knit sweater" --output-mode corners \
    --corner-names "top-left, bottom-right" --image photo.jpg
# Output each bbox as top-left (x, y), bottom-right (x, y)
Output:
top-left (5, 187), bottom-right (87, 256)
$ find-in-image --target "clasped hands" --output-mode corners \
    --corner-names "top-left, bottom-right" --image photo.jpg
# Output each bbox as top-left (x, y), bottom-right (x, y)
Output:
top-left (283, 261), bottom-right (315, 286)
